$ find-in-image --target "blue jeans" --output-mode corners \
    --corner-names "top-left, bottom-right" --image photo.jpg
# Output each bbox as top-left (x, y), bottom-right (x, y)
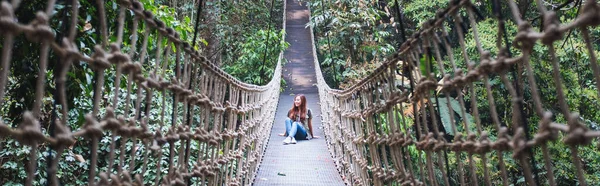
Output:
top-left (285, 118), bottom-right (307, 140)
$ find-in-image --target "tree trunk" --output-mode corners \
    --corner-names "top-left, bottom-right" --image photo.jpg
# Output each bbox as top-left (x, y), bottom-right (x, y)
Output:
top-left (202, 0), bottom-right (221, 66)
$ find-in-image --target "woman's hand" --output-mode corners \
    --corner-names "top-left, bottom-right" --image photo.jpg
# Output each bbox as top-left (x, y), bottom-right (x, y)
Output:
top-left (278, 133), bottom-right (286, 136)
top-left (312, 135), bottom-right (320, 139)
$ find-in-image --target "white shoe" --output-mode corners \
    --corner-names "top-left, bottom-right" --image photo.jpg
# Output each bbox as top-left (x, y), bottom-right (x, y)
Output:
top-left (283, 137), bottom-right (292, 145)
top-left (291, 137), bottom-right (297, 144)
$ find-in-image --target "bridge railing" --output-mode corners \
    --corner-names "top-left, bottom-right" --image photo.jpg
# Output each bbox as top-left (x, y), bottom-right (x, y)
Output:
top-left (0, 0), bottom-right (285, 185)
top-left (312, 0), bottom-right (600, 185)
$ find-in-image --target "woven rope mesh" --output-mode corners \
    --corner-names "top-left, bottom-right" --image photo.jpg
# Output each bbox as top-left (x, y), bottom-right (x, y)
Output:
top-left (0, 0), bottom-right (283, 185)
top-left (311, 0), bottom-right (600, 185)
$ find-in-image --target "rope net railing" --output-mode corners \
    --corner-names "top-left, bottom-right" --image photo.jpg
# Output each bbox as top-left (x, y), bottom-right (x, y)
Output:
top-left (0, 0), bottom-right (285, 185)
top-left (311, 0), bottom-right (600, 185)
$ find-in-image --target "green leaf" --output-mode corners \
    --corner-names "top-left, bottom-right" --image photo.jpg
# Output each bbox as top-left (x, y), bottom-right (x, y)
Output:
top-left (437, 97), bottom-right (454, 135)
top-left (435, 96), bottom-right (475, 134)
top-left (448, 97), bottom-right (475, 131)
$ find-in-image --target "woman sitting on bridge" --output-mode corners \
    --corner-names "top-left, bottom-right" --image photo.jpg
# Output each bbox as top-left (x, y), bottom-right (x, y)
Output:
top-left (280, 94), bottom-right (318, 144)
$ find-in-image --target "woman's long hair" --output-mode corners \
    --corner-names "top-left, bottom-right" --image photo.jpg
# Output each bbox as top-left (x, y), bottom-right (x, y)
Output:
top-left (288, 94), bottom-right (307, 123)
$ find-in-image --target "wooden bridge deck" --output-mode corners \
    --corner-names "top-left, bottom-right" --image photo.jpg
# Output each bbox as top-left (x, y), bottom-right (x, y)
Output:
top-left (253, 0), bottom-right (345, 185)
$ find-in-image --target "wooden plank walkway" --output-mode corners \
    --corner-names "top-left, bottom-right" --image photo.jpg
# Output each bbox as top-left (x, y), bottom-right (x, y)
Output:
top-left (253, 0), bottom-right (345, 185)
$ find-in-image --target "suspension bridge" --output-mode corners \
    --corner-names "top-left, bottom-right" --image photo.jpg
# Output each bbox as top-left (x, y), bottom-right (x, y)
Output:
top-left (1, 0), bottom-right (600, 185)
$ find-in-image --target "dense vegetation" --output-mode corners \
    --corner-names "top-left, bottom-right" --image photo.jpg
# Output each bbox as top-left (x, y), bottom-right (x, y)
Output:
top-left (0, 0), bottom-right (285, 185)
top-left (306, 0), bottom-right (600, 185)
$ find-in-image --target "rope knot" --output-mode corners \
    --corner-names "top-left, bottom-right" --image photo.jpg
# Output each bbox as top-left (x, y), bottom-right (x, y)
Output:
top-left (390, 132), bottom-right (403, 146)
top-left (178, 125), bottom-right (190, 140)
top-left (433, 133), bottom-right (446, 151)
top-left (402, 135), bottom-right (413, 147)
top-left (511, 128), bottom-right (529, 158)
top-left (375, 134), bottom-right (386, 145)
top-left (146, 72), bottom-right (161, 89)
top-left (108, 44), bottom-right (131, 65)
top-left (129, 119), bottom-right (143, 137)
top-left (102, 107), bottom-right (122, 131)
top-left (91, 45), bottom-right (111, 70)
top-left (367, 132), bottom-right (376, 144)
top-left (564, 113), bottom-right (592, 146)
top-left (143, 11), bottom-right (155, 27)
top-left (453, 68), bottom-right (465, 86)
top-left (183, 42), bottom-right (192, 52)
top-left (222, 129), bottom-right (232, 140)
top-left (580, 0), bottom-right (600, 27)
top-left (154, 130), bottom-right (167, 146)
top-left (135, 73), bottom-right (147, 84)
top-left (208, 138), bottom-right (219, 146)
top-left (424, 132), bottom-right (437, 150)
top-left (167, 28), bottom-right (181, 44)
top-left (415, 135), bottom-right (427, 150)
top-left (140, 120), bottom-right (153, 139)
top-left (122, 61), bottom-right (142, 75)
top-left (168, 78), bottom-right (181, 92)
top-left (131, 1), bottom-right (144, 11)
top-left (479, 51), bottom-right (493, 74)
top-left (513, 22), bottom-right (536, 51)
top-left (160, 78), bottom-right (171, 90)
top-left (217, 158), bottom-right (228, 165)
top-left (491, 127), bottom-right (511, 151)
top-left (541, 12), bottom-right (563, 45)
top-left (475, 131), bottom-right (491, 154)
top-left (450, 133), bottom-right (464, 151)
top-left (59, 38), bottom-right (80, 59)
top-left (0, 2), bottom-right (20, 34)
top-left (442, 75), bottom-right (453, 92)
top-left (51, 119), bottom-right (75, 148)
top-left (465, 62), bottom-right (481, 82)
top-left (16, 111), bottom-right (45, 146)
top-left (83, 114), bottom-right (103, 138)
top-left (533, 112), bottom-right (558, 145)
top-left (154, 19), bottom-right (168, 35)
top-left (493, 48), bottom-right (512, 73)
top-left (462, 133), bottom-right (477, 152)
top-left (166, 127), bottom-right (180, 143)
top-left (353, 135), bottom-right (363, 144)
top-left (25, 12), bottom-right (54, 43)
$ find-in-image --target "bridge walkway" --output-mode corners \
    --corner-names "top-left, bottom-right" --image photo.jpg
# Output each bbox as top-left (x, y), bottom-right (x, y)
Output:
top-left (253, 0), bottom-right (345, 185)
